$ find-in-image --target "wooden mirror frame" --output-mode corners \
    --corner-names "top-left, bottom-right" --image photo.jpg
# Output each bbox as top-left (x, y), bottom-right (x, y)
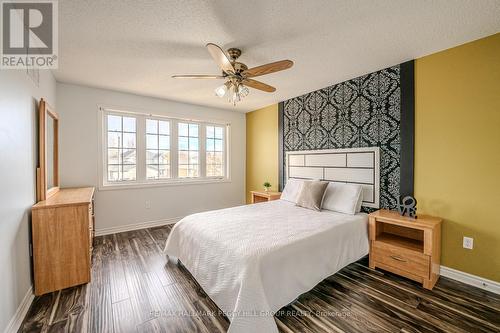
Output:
top-left (37, 98), bottom-right (59, 201)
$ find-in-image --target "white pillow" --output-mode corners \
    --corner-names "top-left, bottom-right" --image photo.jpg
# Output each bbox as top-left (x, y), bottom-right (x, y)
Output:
top-left (355, 188), bottom-right (364, 213)
top-left (280, 179), bottom-right (304, 203)
top-left (322, 182), bottom-right (363, 215)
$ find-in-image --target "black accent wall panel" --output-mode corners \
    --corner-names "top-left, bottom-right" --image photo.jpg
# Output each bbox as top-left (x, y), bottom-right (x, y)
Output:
top-left (279, 62), bottom-right (414, 209)
top-left (399, 61), bottom-right (415, 198)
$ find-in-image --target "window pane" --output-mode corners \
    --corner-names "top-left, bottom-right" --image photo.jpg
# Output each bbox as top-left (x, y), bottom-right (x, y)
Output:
top-left (178, 123), bottom-right (202, 179)
top-left (189, 165), bottom-right (199, 177)
top-left (178, 137), bottom-right (188, 150)
top-left (215, 152), bottom-right (223, 164)
top-left (159, 121), bottom-right (170, 135)
top-left (159, 150), bottom-right (170, 164)
top-left (105, 113), bottom-right (136, 183)
top-left (178, 151), bottom-right (188, 164)
top-left (206, 138), bottom-right (214, 151)
top-left (107, 115), bottom-right (121, 131)
top-left (189, 124), bottom-right (199, 137)
top-left (146, 134), bottom-right (158, 149)
top-left (179, 123), bottom-right (189, 136)
top-left (122, 149), bottom-right (136, 165)
top-left (146, 150), bottom-right (158, 164)
top-left (146, 119), bottom-right (158, 134)
top-left (108, 165), bottom-right (121, 181)
top-left (215, 127), bottom-right (223, 139)
top-left (159, 165), bottom-right (170, 179)
top-left (189, 137), bottom-right (198, 150)
top-left (214, 164), bottom-right (222, 176)
top-left (207, 163), bottom-right (223, 177)
top-left (108, 148), bottom-right (121, 164)
top-left (206, 125), bottom-right (225, 177)
top-left (206, 126), bottom-right (214, 138)
top-left (207, 164), bottom-right (214, 177)
top-left (189, 151), bottom-right (198, 164)
top-left (206, 151), bottom-right (214, 165)
top-left (159, 135), bottom-right (170, 149)
top-left (122, 165), bottom-right (136, 181)
top-left (122, 133), bottom-right (136, 148)
top-left (178, 165), bottom-right (188, 178)
top-left (214, 139), bottom-right (223, 151)
top-left (123, 117), bottom-right (136, 132)
top-left (147, 164), bottom-right (158, 179)
top-left (146, 119), bottom-right (170, 181)
top-left (108, 132), bottom-right (121, 148)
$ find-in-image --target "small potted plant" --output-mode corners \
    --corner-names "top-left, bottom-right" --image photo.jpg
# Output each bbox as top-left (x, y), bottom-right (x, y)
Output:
top-left (263, 181), bottom-right (271, 192)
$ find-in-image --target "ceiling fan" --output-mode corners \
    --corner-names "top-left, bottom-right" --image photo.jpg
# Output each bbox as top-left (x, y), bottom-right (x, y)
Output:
top-left (172, 43), bottom-right (293, 105)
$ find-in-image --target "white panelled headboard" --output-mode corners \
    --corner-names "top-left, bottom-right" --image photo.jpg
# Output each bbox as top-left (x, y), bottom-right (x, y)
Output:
top-left (285, 147), bottom-right (380, 208)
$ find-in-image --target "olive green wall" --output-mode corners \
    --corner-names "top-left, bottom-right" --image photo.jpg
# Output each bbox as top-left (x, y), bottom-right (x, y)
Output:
top-left (415, 33), bottom-right (500, 281)
top-left (246, 104), bottom-right (279, 203)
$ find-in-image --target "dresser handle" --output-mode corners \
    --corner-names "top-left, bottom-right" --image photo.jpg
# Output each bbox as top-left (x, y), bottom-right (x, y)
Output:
top-left (390, 255), bottom-right (407, 262)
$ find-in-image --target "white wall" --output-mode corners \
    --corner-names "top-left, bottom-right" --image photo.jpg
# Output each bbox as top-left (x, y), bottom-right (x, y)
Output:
top-left (56, 83), bottom-right (246, 231)
top-left (0, 70), bottom-right (56, 331)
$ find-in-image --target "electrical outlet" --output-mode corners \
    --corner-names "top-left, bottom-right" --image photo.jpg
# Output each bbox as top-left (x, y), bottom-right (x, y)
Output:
top-left (463, 236), bottom-right (473, 250)
top-left (145, 200), bottom-right (151, 209)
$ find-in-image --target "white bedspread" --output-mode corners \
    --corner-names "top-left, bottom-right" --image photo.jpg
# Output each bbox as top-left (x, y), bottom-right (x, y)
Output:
top-left (164, 200), bottom-right (369, 333)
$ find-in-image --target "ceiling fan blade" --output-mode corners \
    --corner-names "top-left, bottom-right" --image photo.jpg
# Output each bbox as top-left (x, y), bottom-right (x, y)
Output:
top-left (206, 43), bottom-right (235, 74)
top-left (242, 79), bottom-right (276, 93)
top-left (243, 60), bottom-right (293, 78)
top-left (172, 74), bottom-right (225, 79)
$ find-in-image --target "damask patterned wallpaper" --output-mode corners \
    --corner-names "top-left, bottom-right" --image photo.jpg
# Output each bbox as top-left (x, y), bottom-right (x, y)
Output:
top-left (282, 65), bottom-right (403, 209)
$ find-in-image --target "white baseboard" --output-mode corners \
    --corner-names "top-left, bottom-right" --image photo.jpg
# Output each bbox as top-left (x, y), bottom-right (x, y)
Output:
top-left (94, 216), bottom-right (181, 236)
top-left (440, 266), bottom-right (500, 295)
top-left (4, 287), bottom-right (34, 333)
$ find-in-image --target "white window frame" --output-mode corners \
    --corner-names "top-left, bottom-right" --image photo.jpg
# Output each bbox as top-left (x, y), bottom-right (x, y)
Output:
top-left (98, 106), bottom-right (231, 190)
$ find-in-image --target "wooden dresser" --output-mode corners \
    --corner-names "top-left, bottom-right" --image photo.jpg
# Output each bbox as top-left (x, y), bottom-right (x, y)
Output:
top-left (31, 187), bottom-right (95, 295)
top-left (368, 209), bottom-right (442, 290)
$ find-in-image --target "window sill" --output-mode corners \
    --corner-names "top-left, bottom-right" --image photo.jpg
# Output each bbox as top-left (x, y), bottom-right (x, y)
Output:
top-left (99, 177), bottom-right (231, 191)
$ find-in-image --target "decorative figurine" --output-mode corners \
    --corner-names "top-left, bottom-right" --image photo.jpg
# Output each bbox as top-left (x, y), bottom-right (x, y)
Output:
top-left (397, 195), bottom-right (417, 218)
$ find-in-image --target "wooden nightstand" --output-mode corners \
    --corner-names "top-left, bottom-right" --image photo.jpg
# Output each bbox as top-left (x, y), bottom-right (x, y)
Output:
top-left (250, 191), bottom-right (281, 203)
top-left (368, 209), bottom-right (442, 290)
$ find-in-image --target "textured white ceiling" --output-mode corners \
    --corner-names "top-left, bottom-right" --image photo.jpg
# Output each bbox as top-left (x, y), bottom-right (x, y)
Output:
top-left (54, 0), bottom-right (500, 112)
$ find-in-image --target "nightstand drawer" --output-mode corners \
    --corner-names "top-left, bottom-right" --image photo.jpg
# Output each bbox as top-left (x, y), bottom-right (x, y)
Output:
top-left (372, 241), bottom-right (430, 278)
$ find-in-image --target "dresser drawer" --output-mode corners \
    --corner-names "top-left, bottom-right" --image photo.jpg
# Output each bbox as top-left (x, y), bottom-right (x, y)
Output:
top-left (372, 241), bottom-right (430, 278)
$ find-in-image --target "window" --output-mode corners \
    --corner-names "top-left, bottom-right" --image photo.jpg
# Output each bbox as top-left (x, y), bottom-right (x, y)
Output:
top-left (146, 119), bottom-right (170, 179)
top-left (106, 114), bottom-right (136, 181)
top-left (206, 125), bottom-right (224, 177)
top-left (178, 122), bottom-right (199, 178)
top-left (100, 108), bottom-right (228, 187)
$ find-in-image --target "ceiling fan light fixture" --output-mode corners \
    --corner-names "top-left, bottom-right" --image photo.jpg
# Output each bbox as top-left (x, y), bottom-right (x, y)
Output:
top-left (226, 83), bottom-right (249, 106)
top-left (238, 84), bottom-right (249, 98)
top-left (214, 82), bottom-right (230, 98)
top-left (174, 43), bottom-right (293, 106)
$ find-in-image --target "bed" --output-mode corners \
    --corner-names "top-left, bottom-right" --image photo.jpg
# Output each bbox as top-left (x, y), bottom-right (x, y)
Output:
top-left (164, 147), bottom-right (380, 333)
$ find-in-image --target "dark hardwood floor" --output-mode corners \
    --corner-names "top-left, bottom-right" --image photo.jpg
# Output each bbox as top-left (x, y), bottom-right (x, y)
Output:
top-left (20, 225), bottom-right (500, 333)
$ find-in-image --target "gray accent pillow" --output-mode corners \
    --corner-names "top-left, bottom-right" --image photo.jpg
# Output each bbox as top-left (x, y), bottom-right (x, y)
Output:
top-left (295, 180), bottom-right (329, 211)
